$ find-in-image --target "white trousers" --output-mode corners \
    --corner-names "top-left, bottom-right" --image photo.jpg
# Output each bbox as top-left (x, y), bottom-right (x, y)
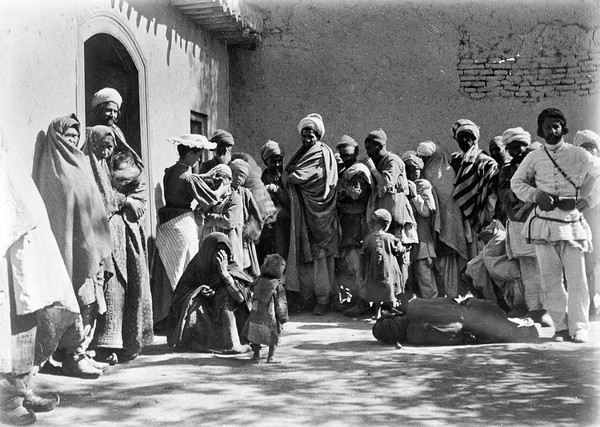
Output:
top-left (535, 241), bottom-right (589, 335)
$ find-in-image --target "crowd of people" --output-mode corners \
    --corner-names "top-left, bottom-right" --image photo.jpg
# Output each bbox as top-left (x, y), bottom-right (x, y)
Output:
top-left (2, 85), bottom-right (600, 425)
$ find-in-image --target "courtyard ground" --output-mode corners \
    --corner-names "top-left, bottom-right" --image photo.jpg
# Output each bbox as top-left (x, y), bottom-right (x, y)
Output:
top-left (29, 311), bottom-right (600, 426)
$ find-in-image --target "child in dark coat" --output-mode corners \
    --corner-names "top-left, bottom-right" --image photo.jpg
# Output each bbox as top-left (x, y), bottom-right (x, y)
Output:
top-left (243, 254), bottom-right (288, 363)
top-left (362, 209), bottom-right (405, 318)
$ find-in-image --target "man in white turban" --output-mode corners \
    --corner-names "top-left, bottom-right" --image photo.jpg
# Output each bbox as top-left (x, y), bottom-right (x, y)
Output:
top-left (284, 113), bottom-right (340, 315)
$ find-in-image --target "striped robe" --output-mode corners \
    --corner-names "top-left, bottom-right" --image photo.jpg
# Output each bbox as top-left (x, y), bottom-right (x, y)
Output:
top-left (451, 145), bottom-right (499, 234)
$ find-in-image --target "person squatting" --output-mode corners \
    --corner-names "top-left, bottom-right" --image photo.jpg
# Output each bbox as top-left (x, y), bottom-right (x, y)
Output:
top-left (2, 95), bottom-right (600, 425)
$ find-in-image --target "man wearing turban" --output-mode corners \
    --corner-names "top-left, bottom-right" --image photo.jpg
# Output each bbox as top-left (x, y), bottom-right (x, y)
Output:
top-left (450, 119), bottom-right (499, 258)
top-left (511, 108), bottom-right (600, 343)
top-left (198, 129), bottom-right (235, 174)
top-left (496, 127), bottom-right (550, 325)
top-left (573, 129), bottom-right (600, 317)
top-left (365, 129), bottom-right (417, 297)
top-left (259, 141), bottom-right (290, 261)
top-left (283, 113), bottom-right (341, 315)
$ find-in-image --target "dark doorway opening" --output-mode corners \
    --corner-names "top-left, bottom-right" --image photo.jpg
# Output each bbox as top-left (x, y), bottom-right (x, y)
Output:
top-left (85, 33), bottom-right (141, 158)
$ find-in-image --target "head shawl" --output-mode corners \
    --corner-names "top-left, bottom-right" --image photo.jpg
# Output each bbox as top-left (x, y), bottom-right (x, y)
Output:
top-left (91, 87), bottom-right (122, 109)
top-left (372, 208), bottom-right (392, 226)
top-left (365, 128), bottom-right (387, 146)
top-left (501, 127), bottom-right (531, 147)
top-left (401, 153), bottom-right (424, 170)
top-left (452, 119), bottom-right (480, 141)
top-left (87, 125), bottom-right (115, 150)
top-left (260, 140), bottom-right (284, 163)
top-left (297, 113), bottom-right (325, 139)
top-left (573, 129), bottom-right (600, 150)
top-left (343, 162), bottom-right (373, 186)
top-left (336, 135), bottom-right (358, 149)
top-left (210, 129), bottom-right (235, 147)
top-left (537, 108), bottom-right (568, 137)
top-left (207, 164), bottom-right (232, 179)
top-left (32, 114), bottom-right (112, 300)
top-left (168, 134), bottom-right (216, 150)
top-left (229, 158), bottom-right (250, 177)
top-left (416, 140), bottom-right (437, 157)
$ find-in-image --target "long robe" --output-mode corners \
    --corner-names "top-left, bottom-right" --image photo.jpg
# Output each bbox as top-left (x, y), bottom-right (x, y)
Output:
top-left (166, 233), bottom-right (252, 353)
top-left (283, 142), bottom-right (340, 293)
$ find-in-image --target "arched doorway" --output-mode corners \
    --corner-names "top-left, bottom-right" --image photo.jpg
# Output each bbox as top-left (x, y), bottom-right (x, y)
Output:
top-left (84, 33), bottom-right (141, 157)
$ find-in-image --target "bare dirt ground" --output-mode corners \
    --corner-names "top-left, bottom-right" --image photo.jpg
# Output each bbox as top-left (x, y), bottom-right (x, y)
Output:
top-left (28, 312), bottom-right (600, 427)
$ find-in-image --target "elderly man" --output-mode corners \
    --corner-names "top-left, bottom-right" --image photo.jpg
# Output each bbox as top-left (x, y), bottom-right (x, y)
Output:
top-left (511, 108), bottom-right (600, 343)
top-left (497, 127), bottom-right (549, 325)
top-left (259, 140), bottom-right (290, 261)
top-left (573, 130), bottom-right (600, 317)
top-left (450, 119), bottom-right (499, 258)
top-left (283, 113), bottom-right (340, 315)
top-left (198, 129), bottom-right (235, 174)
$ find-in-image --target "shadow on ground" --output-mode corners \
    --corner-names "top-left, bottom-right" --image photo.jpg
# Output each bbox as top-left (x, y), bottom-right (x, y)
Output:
top-left (33, 313), bottom-right (600, 426)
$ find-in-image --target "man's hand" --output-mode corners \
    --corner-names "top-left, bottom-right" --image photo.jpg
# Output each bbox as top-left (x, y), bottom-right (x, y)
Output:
top-left (198, 285), bottom-right (215, 298)
top-left (535, 191), bottom-right (555, 211)
top-left (126, 197), bottom-right (145, 219)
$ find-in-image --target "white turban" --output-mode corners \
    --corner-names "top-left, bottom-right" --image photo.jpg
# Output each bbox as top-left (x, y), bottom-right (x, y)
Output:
top-left (416, 141), bottom-right (437, 157)
top-left (573, 130), bottom-right (600, 150)
top-left (452, 119), bottom-right (480, 141)
top-left (91, 87), bottom-right (123, 109)
top-left (501, 127), bottom-right (531, 146)
top-left (207, 164), bottom-right (232, 179)
top-left (297, 113), bottom-right (325, 139)
top-left (343, 162), bottom-right (372, 186)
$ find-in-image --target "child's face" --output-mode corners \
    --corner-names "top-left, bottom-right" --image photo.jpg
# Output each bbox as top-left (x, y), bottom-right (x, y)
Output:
top-left (94, 135), bottom-right (115, 159)
top-left (406, 165), bottom-right (421, 181)
top-left (232, 170), bottom-right (247, 189)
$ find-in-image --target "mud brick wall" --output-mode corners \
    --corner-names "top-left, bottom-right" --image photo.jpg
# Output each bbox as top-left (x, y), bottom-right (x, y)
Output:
top-left (458, 22), bottom-right (600, 102)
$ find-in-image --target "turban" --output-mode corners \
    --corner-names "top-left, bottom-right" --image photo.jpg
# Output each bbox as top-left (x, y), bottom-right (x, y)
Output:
top-left (372, 208), bottom-right (392, 225)
top-left (501, 127), bottom-right (531, 147)
top-left (537, 108), bottom-right (567, 133)
top-left (297, 113), bottom-right (325, 139)
top-left (344, 162), bottom-right (373, 186)
top-left (207, 164), bottom-right (232, 179)
top-left (365, 128), bottom-right (387, 146)
top-left (416, 140), bottom-right (437, 157)
top-left (260, 140), bottom-right (284, 163)
top-left (336, 135), bottom-right (358, 149)
top-left (229, 158), bottom-right (250, 177)
top-left (401, 153), bottom-right (424, 170)
top-left (452, 119), bottom-right (480, 141)
top-left (91, 88), bottom-right (122, 109)
top-left (573, 130), bottom-right (600, 150)
top-left (167, 134), bottom-right (216, 150)
top-left (210, 129), bottom-right (235, 147)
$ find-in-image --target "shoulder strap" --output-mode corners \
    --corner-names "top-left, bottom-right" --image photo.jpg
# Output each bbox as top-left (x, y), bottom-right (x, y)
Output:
top-left (543, 147), bottom-right (579, 193)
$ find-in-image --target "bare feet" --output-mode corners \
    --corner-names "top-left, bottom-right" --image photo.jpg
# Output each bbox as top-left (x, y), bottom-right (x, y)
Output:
top-left (266, 357), bottom-right (281, 364)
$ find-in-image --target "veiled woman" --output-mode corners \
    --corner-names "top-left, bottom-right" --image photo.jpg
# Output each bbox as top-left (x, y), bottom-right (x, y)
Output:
top-left (416, 141), bottom-right (469, 298)
top-left (166, 232), bottom-right (252, 354)
top-left (283, 113), bottom-right (340, 315)
top-left (83, 125), bottom-right (153, 364)
top-left (32, 114), bottom-right (112, 377)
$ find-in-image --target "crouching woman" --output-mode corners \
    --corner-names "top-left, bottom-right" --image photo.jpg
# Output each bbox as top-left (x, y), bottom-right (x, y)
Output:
top-left (166, 233), bottom-right (252, 354)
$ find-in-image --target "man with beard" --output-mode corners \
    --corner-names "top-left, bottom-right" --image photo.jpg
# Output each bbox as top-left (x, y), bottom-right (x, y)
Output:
top-left (511, 108), bottom-right (600, 343)
top-left (198, 129), bottom-right (235, 174)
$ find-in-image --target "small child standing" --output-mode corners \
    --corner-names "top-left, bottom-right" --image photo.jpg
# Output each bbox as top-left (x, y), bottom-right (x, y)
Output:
top-left (363, 209), bottom-right (405, 317)
top-left (243, 254), bottom-right (289, 363)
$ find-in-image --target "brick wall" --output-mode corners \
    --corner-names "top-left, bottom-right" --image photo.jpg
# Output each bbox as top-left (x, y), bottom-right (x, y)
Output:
top-left (458, 21), bottom-right (600, 102)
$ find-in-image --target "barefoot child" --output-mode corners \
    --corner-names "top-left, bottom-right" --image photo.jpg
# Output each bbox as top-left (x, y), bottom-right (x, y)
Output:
top-left (363, 209), bottom-right (405, 318)
top-left (244, 254), bottom-right (289, 363)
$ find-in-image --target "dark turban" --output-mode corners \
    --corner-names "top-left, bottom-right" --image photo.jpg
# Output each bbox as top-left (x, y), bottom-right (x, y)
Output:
top-left (229, 158), bottom-right (250, 177)
top-left (210, 129), bottom-right (235, 147)
top-left (365, 129), bottom-right (387, 146)
top-left (260, 140), bottom-right (284, 163)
